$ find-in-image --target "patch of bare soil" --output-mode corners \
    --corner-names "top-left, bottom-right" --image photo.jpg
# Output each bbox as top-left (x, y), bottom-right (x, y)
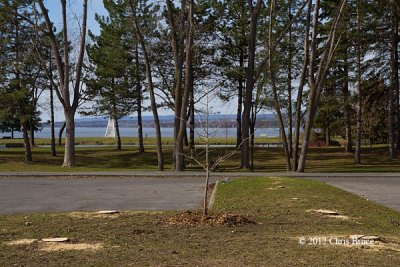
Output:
top-left (4, 239), bottom-right (38, 245)
top-left (165, 211), bottom-right (256, 227)
top-left (40, 242), bottom-right (103, 252)
top-left (68, 211), bottom-right (164, 220)
top-left (4, 239), bottom-right (103, 252)
top-left (68, 212), bottom-right (122, 219)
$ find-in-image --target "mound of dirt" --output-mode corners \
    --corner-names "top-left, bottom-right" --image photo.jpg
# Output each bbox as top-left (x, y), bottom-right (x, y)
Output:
top-left (165, 211), bottom-right (255, 227)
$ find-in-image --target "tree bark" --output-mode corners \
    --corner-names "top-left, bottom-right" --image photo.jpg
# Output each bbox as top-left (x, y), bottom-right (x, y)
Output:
top-left (176, 0), bottom-right (194, 171)
top-left (250, 107), bottom-right (255, 171)
top-left (236, 50), bottom-right (244, 148)
top-left (203, 92), bottom-right (210, 216)
top-left (390, 1), bottom-right (399, 154)
top-left (294, 0), bottom-right (312, 171)
top-left (130, 0), bottom-right (163, 171)
top-left (343, 48), bottom-right (353, 153)
top-left (63, 110), bottom-right (75, 167)
top-left (29, 119), bottom-right (35, 146)
top-left (189, 78), bottom-right (195, 154)
top-left (58, 121), bottom-right (66, 146)
top-left (355, 0), bottom-right (362, 164)
top-left (166, 0), bottom-right (186, 170)
top-left (287, 0), bottom-right (293, 158)
top-left (114, 117), bottom-right (122, 151)
top-left (241, 0), bottom-right (262, 169)
top-left (14, 5), bottom-right (32, 162)
top-left (21, 122), bottom-right (32, 162)
top-left (297, 0), bottom-right (347, 172)
top-left (50, 81), bottom-right (56, 156)
top-left (268, 0), bottom-right (291, 171)
top-left (135, 42), bottom-right (145, 153)
top-left (326, 127), bottom-right (331, 146)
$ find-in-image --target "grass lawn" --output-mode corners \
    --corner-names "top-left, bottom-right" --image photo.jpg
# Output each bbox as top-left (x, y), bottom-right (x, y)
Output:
top-left (1, 143), bottom-right (400, 172)
top-left (0, 177), bottom-right (399, 266)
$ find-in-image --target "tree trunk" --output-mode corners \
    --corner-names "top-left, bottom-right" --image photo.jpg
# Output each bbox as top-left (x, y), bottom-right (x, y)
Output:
top-left (63, 110), bottom-right (75, 167)
top-left (203, 92), bottom-right (210, 216)
top-left (130, 0), bottom-right (163, 171)
top-left (135, 42), bottom-right (145, 153)
top-left (175, 0), bottom-right (194, 172)
top-left (236, 51), bottom-right (244, 148)
top-left (390, 2), bottom-right (399, 154)
top-left (268, 0), bottom-right (291, 171)
top-left (241, 0), bottom-right (262, 169)
top-left (343, 49), bottom-right (353, 153)
top-left (189, 81), bottom-right (195, 155)
top-left (297, 0), bottom-right (346, 172)
top-left (294, 0), bottom-right (312, 171)
top-left (184, 127), bottom-right (189, 147)
top-left (14, 5), bottom-right (31, 161)
top-left (166, 0), bottom-right (186, 171)
top-left (326, 127), bottom-right (330, 147)
top-left (38, 0), bottom-right (88, 168)
top-left (29, 119), bottom-right (35, 146)
top-left (114, 117), bottom-right (122, 151)
top-left (137, 101), bottom-right (145, 153)
top-left (58, 121), bottom-right (66, 146)
top-left (396, 15), bottom-right (400, 150)
top-left (287, 0), bottom-right (293, 158)
top-left (355, 0), bottom-right (362, 164)
top-left (21, 122), bottom-right (32, 162)
top-left (50, 78), bottom-right (56, 156)
top-left (250, 119), bottom-right (255, 172)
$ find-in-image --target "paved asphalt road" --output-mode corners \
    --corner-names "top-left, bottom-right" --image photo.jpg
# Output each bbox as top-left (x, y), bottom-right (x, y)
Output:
top-left (0, 172), bottom-right (398, 213)
top-left (305, 176), bottom-right (400, 212)
top-left (0, 177), bottom-right (216, 214)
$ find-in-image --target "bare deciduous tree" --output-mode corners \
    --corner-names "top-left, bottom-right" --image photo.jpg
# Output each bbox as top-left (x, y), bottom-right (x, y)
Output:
top-left (355, 0), bottom-right (362, 164)
top-left (241, 0), bottom-right (262, 169)
top-left (129, 0), bottom-right (164, 170)
top-left (297, 0), bottom-right (347, 172)
top-left (36, 0), bottom-right (88, 167)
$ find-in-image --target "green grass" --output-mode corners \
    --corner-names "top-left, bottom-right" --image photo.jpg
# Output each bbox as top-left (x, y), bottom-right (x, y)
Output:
top-left (0, 177), bottom-right (399, 266)
top-left (1, 143), bottom-right (400, 172)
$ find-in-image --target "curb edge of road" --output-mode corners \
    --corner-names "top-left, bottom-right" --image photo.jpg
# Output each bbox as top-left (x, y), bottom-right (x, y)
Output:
top-left (1, 172), bottom-right (400, 179)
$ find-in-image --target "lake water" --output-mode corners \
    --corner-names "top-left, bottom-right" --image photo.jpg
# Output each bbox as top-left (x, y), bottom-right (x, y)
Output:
top-left (0, 127), bottom-right (285, 139)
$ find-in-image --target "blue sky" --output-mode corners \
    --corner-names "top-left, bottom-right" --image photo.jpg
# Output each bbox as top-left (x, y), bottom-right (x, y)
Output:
top-left (43, 0), bottom-right (107, 36)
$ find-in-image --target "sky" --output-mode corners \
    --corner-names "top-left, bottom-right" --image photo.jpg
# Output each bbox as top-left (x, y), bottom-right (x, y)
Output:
top-left (38, 0), bottom-right (238, 122)
top-left (43, 0), bottom-right (107, 36)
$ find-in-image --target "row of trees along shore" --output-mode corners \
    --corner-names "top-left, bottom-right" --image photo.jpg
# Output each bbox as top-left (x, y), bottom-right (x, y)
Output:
top-left (0, 0), bottom-right (399, 172)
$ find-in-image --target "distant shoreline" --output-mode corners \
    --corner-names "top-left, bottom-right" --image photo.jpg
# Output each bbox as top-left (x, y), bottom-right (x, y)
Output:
top-left (1, 126), bottom-right (285, 139)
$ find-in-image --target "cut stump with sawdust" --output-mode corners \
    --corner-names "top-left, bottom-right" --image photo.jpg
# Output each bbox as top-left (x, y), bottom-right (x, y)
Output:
top-left (308, 209), bottom-right (352, 220)
top-left (314, 209), bottom-right (339, 216)
top-left (42, 237), bottom-right (69, 242)
top-left (97, 210), bottom-right (119, 215)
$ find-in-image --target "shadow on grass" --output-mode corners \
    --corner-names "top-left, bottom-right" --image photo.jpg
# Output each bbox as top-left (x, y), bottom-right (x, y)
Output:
top-left (2, 145), bottom-right (400, 172)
